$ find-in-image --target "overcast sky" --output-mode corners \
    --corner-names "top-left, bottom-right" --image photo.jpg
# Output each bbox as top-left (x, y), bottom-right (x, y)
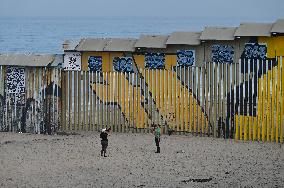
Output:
top-left (0, 0), bottom-right (283, 21)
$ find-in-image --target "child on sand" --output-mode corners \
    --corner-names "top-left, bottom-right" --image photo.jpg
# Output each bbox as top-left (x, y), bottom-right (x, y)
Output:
top-left (153, 124), bottom-right (161, 153)
top-left (100, 128), bottom-right (110, 157)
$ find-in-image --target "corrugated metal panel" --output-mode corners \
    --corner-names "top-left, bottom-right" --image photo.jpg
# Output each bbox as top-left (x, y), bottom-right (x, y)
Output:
top-left (0, 54), bottom-right (55, 67)
top-left (271, 19), bottom-right (284, 34)
top-left (75, 38), bottom-right (109, 51)
top-left (200, 27), bottom-right (237, 41)
top-left (104, 38), bottom-right (137, 52)
top-left (234, 23), bottom-right (273, 37)
top-left (166, 32), bottom-right (201, 45)
top-left (134, 35), bottom-right (169, 48)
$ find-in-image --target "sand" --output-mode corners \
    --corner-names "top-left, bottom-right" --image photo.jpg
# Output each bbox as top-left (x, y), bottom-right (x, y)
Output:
top-left (0, 131), bottom-right (283, 188)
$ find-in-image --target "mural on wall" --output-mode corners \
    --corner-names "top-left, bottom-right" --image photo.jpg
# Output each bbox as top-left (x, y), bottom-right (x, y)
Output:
top-left (88, 56), bottom-right (102, 72)
top-left (63, 52), bottom-right (81, 71)
top-left (145, 53), bottom-right (165, 69)
top-left (22, 82), bottom-right (61, 134)
top-left (212, 45), bottom-right (234, 63)
top-left (177, 50), bottom-right (195, 67)
top-left (43, 82), bottom-right (61, 134)
top-left (22, 98), bottom-right (42, 133)
top-left (242, 43), bottom-right (267, 60)
top-left (113, 57), bottom-right (134, 73)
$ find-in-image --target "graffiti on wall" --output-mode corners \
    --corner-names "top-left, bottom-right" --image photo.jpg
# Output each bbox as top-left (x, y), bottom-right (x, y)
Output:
top-left (7, 93), bottom-right (25, 106)
top-left (145, 53), bottom-right (165, 69)
top-left (63, 52), bottom-right (81, 71)
top-left (7, 67), bottom-right (25, 94)
top-left (177, 50), bottom-right (195, 67)
top-left (242, 43), bottom-right (267, 60)
top-left (6, 67), bottom-right (26, 108)
top-left (113, 57), bottom-right (134, 73)
top-left (88, 56), bottom-right (102, 72)
top-left (212, 45), bottom-right (234, 63)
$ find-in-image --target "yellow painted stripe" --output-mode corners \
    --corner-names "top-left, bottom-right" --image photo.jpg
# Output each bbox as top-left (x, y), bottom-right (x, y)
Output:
top-left (267, 70), bottom-right (271, 141)
top-left (257, 76), bottom-right (262, 141)
top-left (244, 115), bottom-right (247, 141)
top-left (184, 78), bottom-right (189, 132)
top-left (276, 63), bottom-right (280, 143)
top-left (249, 116), bottom-right (252, 141)
top-left (235, 115), bottom-right (239, 140)
top-left (281, 57), bottom-right (284, 143)
top-left (271, 67), bottom-right (276, 141)
top-left (180, 79), bottom-right (185, 132)
top-left (253, 117), bottom-right (257, 141)
top-left (240, 115), bottom-right (243, 140)
top-left (160, 70), bottom-right (164, 118)
top-left (262, 74), bottom-right (267, 141)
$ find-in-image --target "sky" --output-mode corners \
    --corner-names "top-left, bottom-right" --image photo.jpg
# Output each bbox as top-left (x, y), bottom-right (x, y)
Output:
top-left (0, 0), bottom-right (283, 21)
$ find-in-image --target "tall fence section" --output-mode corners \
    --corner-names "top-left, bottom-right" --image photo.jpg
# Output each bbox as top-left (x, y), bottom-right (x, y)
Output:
top-left (0, 67), bottom-right (61, 134)
top-left (0, 58), bottom-right (283, 143)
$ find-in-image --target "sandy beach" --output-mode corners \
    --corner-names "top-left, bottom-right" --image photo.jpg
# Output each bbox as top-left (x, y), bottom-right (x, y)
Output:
top-left (0, 131), bottom-right (283, 188)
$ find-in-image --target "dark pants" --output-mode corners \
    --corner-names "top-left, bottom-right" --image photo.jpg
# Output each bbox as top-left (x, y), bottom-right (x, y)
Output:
top-left (155, 137), bottom-right (160, 153)
top-left (101, 140), bottom-right (108, 155)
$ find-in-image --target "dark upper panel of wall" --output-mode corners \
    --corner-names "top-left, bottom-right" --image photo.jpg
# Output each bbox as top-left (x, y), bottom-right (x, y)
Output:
top-left (234, 23), bottom-right (273, 37)
top-left (0, 54), bottom-right (62, 67)
top-left (134, 35), bottom-right (169, 49)
top-left (62, 39), bottom-right (81, 51)
top-left (104, 38), bottom-right (137, 52)
top-left (73, 38), bottom-right (137, 52)
top-left (200, 27), bottom-right (237, 41)
top-left (271, 19), bottom-right (284, 34)
top-left (166, 32), bottom-right (201, 45)
top-left (76, 38), bottom-right (108, 51)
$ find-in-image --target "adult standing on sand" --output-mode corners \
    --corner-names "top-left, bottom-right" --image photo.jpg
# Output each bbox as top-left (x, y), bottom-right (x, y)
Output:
top-left (100, 128), bottom-right (110, 157)
top-left (153, 124), bottom-right (161, 153)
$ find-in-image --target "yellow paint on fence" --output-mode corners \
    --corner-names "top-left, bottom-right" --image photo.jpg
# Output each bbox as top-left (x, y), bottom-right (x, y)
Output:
top-left (279, 57), bottom-right (284, 143)
top-left (276, 63), bottom-right (280, 143)
top-left (271, 67), bottom-right (276, 141)
top-left (236, 59), bottom-right (284, 143)
top-left (259, 36), bottom-right (284, 58)
top-left (235, 115), bottom-right (239, 140)
top-left (257, 77), bottom-right (262, 141)
top-left (262, 74), bottom-right (267, 141)
top-left (267, 70), bottom-right (271, 141)
top-left (133, 55), bottom-right (145, 69)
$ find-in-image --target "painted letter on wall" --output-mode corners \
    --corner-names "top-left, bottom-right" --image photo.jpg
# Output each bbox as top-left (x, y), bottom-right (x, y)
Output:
top-left (145, 53), bottom-right (165, 69)
top-left (177, 50), bottom-right (195, 66)
top-left (88, 56), bottom-right (102, 72)
top-left (63, 52), bottom-right (81, 71)
top-left (242, 43), bottom-right (267, 60)
top-left (212, 45), bottom-right (234, 63)
top-left (113, 57), bottom-right (134, 73)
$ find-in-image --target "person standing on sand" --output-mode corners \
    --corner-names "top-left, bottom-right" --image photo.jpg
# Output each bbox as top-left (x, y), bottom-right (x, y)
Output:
top-left (100, 128), bottom-right (110, 157)
top-left (153, 124), bottom-right (161, 153)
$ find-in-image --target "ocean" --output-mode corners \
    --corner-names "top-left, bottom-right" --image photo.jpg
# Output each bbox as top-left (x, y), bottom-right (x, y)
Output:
top-left (0, 17), bottom-right (242, 54)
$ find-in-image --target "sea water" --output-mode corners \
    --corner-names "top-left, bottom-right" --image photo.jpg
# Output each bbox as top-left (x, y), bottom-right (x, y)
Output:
top-left (0, 17), bottom-right (240, 54)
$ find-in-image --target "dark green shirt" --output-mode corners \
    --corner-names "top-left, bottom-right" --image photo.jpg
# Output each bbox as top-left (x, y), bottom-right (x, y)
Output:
top-left (155, 127), bottom-right (161, 138)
